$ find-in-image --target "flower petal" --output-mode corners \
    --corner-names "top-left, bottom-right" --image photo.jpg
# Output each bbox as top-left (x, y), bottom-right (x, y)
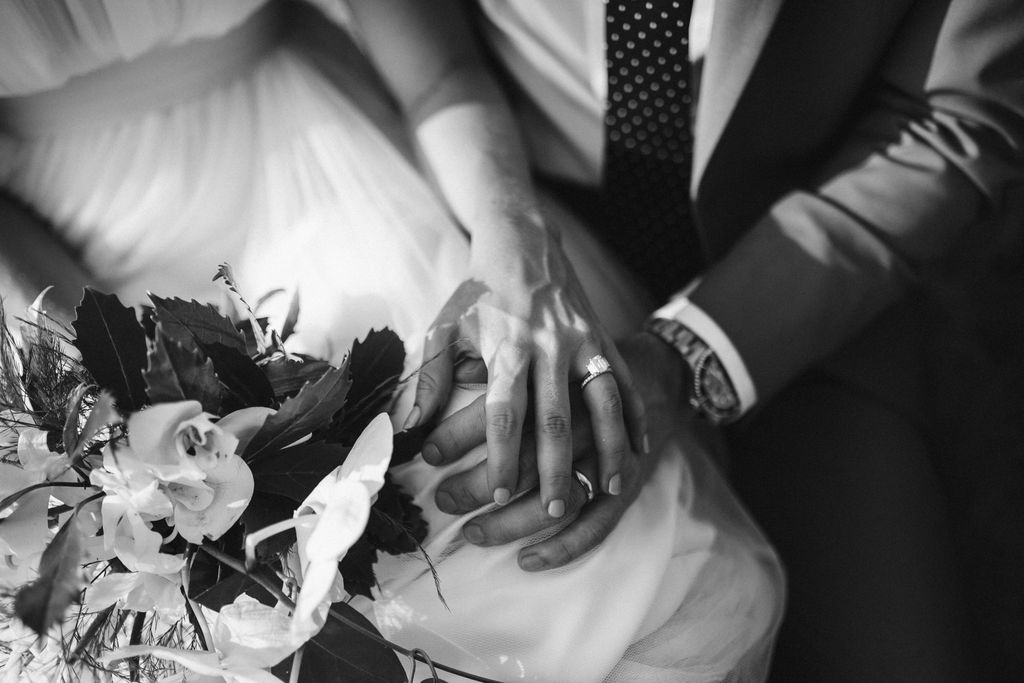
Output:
top-left (216, 407), bottom-right (276, 455)
top-left (292, 479), bottom-right (371, 638)
top-left (0, 487), bottom-right (49, 558)
top-left (173, 456), bottom-right (253, 544)
top-left (216, 595), bottom-right (301, 670)
top-left (337, 413), bottom-right (393, 497)
top-left (84, 572), bottom-right (141, 612)
top-left (127, 401), bottom-right (203, 469)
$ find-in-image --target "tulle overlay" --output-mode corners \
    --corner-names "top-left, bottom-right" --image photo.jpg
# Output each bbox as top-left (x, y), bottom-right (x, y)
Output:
top-left (0, 1), bottom-right (783, 680)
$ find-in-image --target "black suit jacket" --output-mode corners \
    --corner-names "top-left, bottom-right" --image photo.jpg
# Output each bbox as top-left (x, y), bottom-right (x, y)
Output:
top-left (688, 0), bottom-right (1024, 407)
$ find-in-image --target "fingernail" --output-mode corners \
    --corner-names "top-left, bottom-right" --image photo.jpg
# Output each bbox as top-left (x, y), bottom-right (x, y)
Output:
top-left (421, 442), bottom-right (440, 465)
top-left (608, 473), bottom-right (621, 495)
top-left (547, 499), bottom-right (565, 518)
top-left (436, 490), bottom-right (457, 513)
top-left (642, 433), bottom-right (651, 455)
top-left (403, 405), bottom-right (422, 430)
top-left (493, 487), bottom-right (511, 506)
top-left (463, 524), bottom-right (485, 544)
top-left (520, 553), bottom-right (545, 571)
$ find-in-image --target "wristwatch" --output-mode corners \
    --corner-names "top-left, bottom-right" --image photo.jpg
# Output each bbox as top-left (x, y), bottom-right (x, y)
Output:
top-left (645, 316), bottom-right (742, 424)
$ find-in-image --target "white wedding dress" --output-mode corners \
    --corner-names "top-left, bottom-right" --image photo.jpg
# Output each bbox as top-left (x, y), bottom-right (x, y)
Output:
top-left (0, 2), bottom-right (784, 681)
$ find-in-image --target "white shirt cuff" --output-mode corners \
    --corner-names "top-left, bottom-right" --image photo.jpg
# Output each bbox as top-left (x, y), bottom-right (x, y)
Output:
top-left (652, 289), bottom-right (758, 415)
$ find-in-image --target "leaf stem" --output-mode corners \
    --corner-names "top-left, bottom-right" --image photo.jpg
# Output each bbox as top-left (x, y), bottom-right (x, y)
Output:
top-left (181, 564), bottom-right (213, 652)
top-left (198, 542), bottom-right (501, 683)
top-left (0, 481), bottom-right (93, 515)
top-left (289, 644), bottom-right (305, 683)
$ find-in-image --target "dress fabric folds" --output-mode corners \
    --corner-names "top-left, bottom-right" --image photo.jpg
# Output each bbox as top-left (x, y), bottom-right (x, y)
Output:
top-left (0, 2), bottom-right (783, 680)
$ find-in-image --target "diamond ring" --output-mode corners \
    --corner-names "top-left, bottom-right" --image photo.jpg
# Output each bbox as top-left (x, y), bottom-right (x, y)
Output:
top-left (580, 354), bottom-right (613, 390)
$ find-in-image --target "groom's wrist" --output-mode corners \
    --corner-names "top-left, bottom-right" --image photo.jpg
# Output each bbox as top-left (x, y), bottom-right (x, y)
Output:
top-left (645, 310), bottom-right (743, 425)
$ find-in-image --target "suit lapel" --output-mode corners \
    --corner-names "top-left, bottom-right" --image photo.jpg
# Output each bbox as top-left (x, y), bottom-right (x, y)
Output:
top-left (692, 0), bottom-right (786, 191)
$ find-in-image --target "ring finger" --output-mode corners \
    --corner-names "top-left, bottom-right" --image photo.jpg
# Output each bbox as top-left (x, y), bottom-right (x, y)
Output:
top-left (574, 345), bottom-right (628, 495)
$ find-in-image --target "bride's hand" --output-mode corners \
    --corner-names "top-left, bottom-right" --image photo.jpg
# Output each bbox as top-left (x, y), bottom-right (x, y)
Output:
top-left (407, 222), bottom-right (648, 517)
top-left (422, 332), bottom-right (688, 570)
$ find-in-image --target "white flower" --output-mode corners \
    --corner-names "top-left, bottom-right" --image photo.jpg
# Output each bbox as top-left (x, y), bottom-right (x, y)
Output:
top-left (85, 569), bottom-right (185, 618)
top-left (90, 401), bottom-right (274, 572)
top-left (244, 413), bottom-right (393, 641)
top-left (102, 594), bottom-right (298, 683)
top-left (0, 430), bottom-right (65, 586)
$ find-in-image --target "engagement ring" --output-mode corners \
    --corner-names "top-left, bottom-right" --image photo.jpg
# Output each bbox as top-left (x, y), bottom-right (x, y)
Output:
top-left (580, 354), bottom-right (613, 389)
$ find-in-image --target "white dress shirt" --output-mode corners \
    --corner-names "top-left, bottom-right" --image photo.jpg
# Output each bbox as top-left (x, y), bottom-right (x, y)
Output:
top-left (477, 0), bottom-right (757, 413)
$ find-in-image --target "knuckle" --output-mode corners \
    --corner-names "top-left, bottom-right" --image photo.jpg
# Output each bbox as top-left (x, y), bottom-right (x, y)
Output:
top-left (544, 539), bottom-right (575, 568)
top-left (540, 413), bottom-right (570, 439)
top-left (416, 371), bottom-right (442, 394)
top-left (488, 410), bottom-right (519, 439)
top-left (565, 485), bottom-right (588, 513)
top-left (575, 521), bottom-right (607, 551)
top-left (599, 391), bottom-right (624, 417)
top-left (545, 470), bottom-right (574, 493)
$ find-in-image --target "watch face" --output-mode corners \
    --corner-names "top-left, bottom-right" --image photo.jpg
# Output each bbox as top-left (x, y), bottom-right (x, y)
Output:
top-left (702, 361), bottom-right (740, 411)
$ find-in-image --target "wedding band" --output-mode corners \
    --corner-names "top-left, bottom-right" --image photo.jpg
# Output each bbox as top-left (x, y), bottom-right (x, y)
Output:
top-left (580, 354), bottom-right (613, 390)
top-left (573, 469), bottom-right (596, 503)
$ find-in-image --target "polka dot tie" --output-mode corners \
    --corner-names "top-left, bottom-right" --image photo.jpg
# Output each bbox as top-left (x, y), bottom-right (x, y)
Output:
top-left (602, 0), bottom-right (702, 300)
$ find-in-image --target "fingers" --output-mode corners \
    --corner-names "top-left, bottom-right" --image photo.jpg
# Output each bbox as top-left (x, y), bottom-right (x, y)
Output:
top-left (532, 351), bottom-right (574, 517)
top-left (516, 491), bottom-right (627, 571)
top-left (599, 333), bottom-right (649, 457)
top-left (436, 410), bottom-right (593, 514)
top-left (574, 343), bottom-right (628, 496)
top-left (484, 340), bottom-right (530, 505)
top-left (461, 460), bottom-right (597, 548)
top-left (421, 394), bottom-right (488, 466)
top-left (406, 322), bottom-right (457, 430)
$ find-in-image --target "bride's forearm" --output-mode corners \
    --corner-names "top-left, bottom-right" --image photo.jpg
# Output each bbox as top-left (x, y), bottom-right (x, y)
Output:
top-left (347, 0), bottom-right (554, 271)
top-left (0, 193), bottom-right (92, 321)
top-left (409, 68), bottom-right (546, 240)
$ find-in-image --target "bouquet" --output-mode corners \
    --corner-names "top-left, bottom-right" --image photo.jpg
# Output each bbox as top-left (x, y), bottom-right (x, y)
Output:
top-left (0, 267), bottom-right (473, 683)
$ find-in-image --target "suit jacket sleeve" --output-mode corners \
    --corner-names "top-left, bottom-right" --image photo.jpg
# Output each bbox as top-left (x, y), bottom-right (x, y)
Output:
top-left (690, 0), bottom-right (1024, 402)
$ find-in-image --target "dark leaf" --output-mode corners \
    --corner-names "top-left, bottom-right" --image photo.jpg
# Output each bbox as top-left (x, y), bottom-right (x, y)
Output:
top-left (204, 342), bottom-right (275, 411)
top-left (340, 536), bottom-right (378, 600)
top-left (271, 602), bottom-right (405, 683)
top-left (14, 516), bottom-right (85, 635)
top-left (184, 524), bottom-right (245, 601)
top-left (245, 366), bottom-right (352, 462)
top-left (189, 563), bottom-right (276, 611)
top-left (148, 295), bottom-right (246, 354)
top-left (215, 263), bottom-right (270, 356)
top-left (250, 442), bottom-right (351, 503)
top-left (72, 288), bottom-right (148, 411)
top-left (139, 305), bottom-right (157, 339)
top-left (367, 478), bottom-right (428, 555)
top-left (323, 329), bottom-right (404, 444)
top-left (391, 424), bottom-right (431, 467)
top-left (262, 356), bottom-right (333, 399)
top-left (142, 335), bottom-right (186, 404)
top-left (241, 491), bottom-right (298, 562)
top-left (144, 326), bottom-right (221, 413)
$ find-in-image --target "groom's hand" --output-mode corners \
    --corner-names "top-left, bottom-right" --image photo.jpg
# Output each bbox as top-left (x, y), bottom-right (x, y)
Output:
top-left (423, 332), bottom-right (690, 571)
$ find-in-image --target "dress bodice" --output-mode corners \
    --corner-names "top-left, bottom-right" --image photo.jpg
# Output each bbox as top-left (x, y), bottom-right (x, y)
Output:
top-left (0, 0), bottom-right (355, 97)
top-left (0, 0), bottom-right (266, 96)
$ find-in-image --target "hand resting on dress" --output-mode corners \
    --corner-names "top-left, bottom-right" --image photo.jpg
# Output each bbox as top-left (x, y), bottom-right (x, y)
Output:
top-left (422, 331), bottom-right (691, 571)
